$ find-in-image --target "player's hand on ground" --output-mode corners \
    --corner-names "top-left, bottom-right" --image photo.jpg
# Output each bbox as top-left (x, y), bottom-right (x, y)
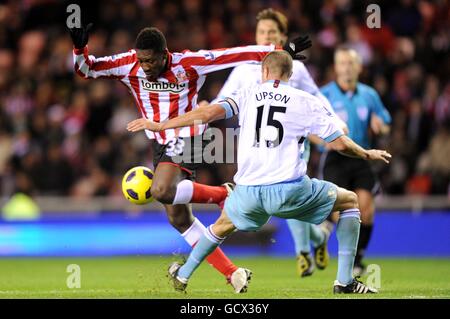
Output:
top-left (283, 35), bottom-right (312, 60)
top-left (69, 23), bottom-right (93, 49)
top-left (127, 118), bottom-right (163, 132)
top-left (367, 149), bottom-right (392, 163)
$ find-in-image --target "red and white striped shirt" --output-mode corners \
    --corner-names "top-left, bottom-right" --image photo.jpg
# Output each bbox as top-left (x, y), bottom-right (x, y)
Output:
top-left (73, 45), bottom-right (278, 144)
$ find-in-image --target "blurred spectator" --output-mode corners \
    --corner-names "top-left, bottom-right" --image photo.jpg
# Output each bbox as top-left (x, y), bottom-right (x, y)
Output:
top-left (387, 0), bottom-right (422, 37)
top-left (434, 83), bottom-right (450, 127)
top-left (34, 144), bottom-right (74, 195)
top-left (344, 23), bottom-right (373, 65)
top-left (0, 0), bottom-right (448, 198)
top-left (416, 124), bottom-right (450, 194)
top-left (0, 129), bottom-right (13, 185)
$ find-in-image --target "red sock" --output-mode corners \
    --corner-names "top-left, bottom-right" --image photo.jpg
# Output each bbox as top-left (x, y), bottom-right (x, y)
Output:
top-left (205, 247), bottom-right (238, 278)
top-left (191, 183), bottom-right (227, 204)
top-left (191, 241), bottom-right (238, 278)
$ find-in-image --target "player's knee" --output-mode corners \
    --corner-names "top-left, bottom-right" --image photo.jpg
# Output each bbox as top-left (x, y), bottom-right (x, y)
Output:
top-left (347, 191), bottom-right (359, 208)
top-left (151, 184), bottom-right (176, 204)
top-left (334, 188), bottom-right (359, 211)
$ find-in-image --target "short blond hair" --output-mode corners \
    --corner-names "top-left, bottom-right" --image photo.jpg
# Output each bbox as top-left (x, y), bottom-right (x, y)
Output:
top-left (334, 46), bottom-right (362, 64)
top-left (262, 51), bottom-right (293, 78)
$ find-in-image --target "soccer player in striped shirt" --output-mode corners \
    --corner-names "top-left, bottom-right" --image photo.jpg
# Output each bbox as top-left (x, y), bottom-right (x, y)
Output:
top-left (128, 51), bottom-right (389, 294)
top-left (69, 23), bottom-right (310, 292)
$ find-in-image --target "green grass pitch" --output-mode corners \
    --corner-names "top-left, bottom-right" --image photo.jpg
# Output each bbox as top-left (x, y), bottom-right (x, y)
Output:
top-left (0, 257), bottom-right (449, 298)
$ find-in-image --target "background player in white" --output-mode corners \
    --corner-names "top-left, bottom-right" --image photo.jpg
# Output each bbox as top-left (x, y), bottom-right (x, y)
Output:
top-left (209, 8), bottom-right (348, 276)
top-left (69, 22), bottom-right (311, 293)
top-left (128, 51), bottom-right (391, 294)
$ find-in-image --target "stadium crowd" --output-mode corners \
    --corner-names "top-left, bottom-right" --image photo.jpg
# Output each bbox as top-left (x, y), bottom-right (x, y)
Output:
top-left (0, 0), bottom-right (448, 200)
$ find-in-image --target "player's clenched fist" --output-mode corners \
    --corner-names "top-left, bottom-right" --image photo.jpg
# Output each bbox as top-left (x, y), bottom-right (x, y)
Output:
top-left (283, 35), bottom-right (312, 60)
top-left (127, 118), bottom-right (162, 132)
top-left (68, 23), bottom-right (93, 49)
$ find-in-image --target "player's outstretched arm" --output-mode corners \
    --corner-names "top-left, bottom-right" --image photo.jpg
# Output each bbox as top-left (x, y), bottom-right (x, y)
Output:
top-left (126, 104), bottom-right (227, 133)
top-left (328, 135), bottom-right (391, 163)
top-left (69, 23), bottom-right (135, 79)
top-left (184, 35), bottom-right (311, 76)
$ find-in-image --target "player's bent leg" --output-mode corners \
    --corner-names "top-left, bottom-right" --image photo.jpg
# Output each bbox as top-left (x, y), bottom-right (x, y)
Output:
top-left (164, 204), bottom-right (195, 233)
top-left (211, 209), bottom-right (238, 237)
top-left (164, 203), bottom-right (234, 275)
top-left (173, 179), bottom-right (231, 207)
top-left (167, 223), bottom-right (242, 293)
top-left (354, 189), bottom-right (375, 276)
top-left (152, 163), bottom-right (230, 207)
top-left (332, 188), bottom-right (377, 294)
top-left (170, 210), bottom-right (238, 292)
top-left (212, 210), bottom-right (253, 293)
top-left (332, 187), bottom-right (360, 285)
top-left (332, 187), bottom-right (359, 212)
top-left (151, 163), bottom-right (186, 205)
top-left (170, 223), bottom-right (228, 293)
top-left (164, 203), bottom-right (239, 282)
top-left (153, 164), bottom-right (239, 282)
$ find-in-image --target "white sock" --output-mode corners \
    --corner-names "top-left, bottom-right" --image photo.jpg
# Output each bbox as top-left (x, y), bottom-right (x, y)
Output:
top-left (172, 179), bottom-right (194, 205)
top-left (181, 217), bottom-right (206, 246)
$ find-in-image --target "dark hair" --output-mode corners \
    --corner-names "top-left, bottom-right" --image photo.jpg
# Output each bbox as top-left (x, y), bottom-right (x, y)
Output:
top-left (135, 27), bottom-right (167, 52)
top-left (256, 8), bottom-right (288, 35)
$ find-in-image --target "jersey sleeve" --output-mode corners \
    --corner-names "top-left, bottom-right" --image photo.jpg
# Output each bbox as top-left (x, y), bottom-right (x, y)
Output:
top-left (73, 46), bottom-right (136, 79)
top-left (216, 88), bottom-right (245, 119)
top-left (319, 84), bottom-right (332, 100)
top-left (368, 88), bottom-right (392, 124)
top-left (214, 66), bottom-right (243, 101)
top-left (314, 91), bottom-right (348, 131)
top-left (290, 61), bottom-right (321, 95)
top-left (179, 45), bottom-right (278, 76)
top-left (309, 98), bottom-right (344, 142)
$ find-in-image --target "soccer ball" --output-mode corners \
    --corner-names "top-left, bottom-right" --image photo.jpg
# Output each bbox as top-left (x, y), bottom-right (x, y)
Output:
top-left (121, 166), bottom-right (154, 205)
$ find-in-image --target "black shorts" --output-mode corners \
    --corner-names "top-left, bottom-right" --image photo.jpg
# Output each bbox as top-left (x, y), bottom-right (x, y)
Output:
top-left (322, 151), bottom-right (378, 193)
top-left (152, 129), bottom-right (212, 179)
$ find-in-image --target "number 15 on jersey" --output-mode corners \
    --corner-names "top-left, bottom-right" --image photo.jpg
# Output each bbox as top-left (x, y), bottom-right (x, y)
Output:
top-left (253, 104), bottom-right (287, 148)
